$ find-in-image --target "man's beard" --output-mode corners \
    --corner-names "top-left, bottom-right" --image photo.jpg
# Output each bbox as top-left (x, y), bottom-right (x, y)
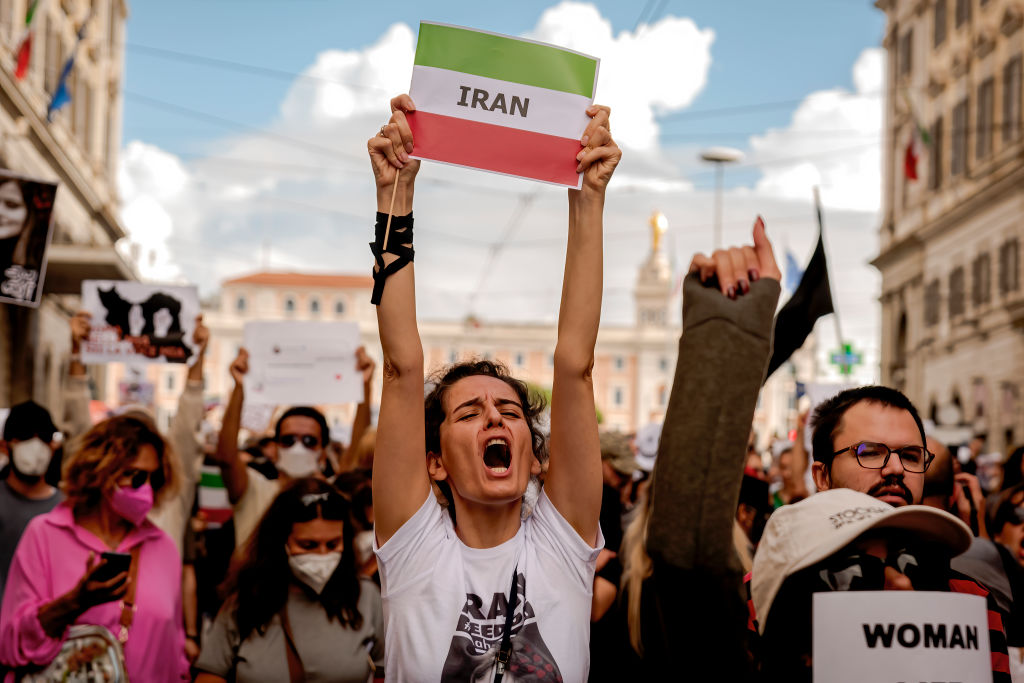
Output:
top-left (866, 475), bottom-right (913, 505)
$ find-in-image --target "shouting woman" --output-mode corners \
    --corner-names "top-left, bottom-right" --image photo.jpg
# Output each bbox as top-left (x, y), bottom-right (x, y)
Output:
top-left (368, 94), bottom-right (620, 682)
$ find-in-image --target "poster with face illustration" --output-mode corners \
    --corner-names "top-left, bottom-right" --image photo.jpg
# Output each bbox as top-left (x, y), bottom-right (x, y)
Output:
top-left (80, 280), bottom-right (202, 365)
top-left (0, 170), bottom-right (58, 308)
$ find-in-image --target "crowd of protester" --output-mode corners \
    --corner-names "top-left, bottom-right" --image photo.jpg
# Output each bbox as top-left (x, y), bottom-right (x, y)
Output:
top-left (0, 94), bottom-right (1022, 682)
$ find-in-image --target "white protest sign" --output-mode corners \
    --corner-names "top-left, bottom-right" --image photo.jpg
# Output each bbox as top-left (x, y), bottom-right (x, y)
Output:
top-left (813, 591), bottom-right (989, 683)
top-left (243, 321), bottom-right (362, 406)
top-left (81, 280), bottom-right (201, 366)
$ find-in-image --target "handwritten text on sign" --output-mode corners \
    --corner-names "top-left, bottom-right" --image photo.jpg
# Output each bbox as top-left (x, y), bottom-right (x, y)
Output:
top-left (812, 591), bottom-right (989, 683)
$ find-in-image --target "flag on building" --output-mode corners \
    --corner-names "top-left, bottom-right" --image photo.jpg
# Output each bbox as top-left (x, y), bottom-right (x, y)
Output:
top-left (13, 0), bottom-right (44, 80)
top-left (408, 22), bottom-right (599, 188)
top-left (765, 231), bottom-right (835, 380)
top-left (901, 90), bottom-right (931, 181)
top-left (46, 9), bottom-right (92, 121)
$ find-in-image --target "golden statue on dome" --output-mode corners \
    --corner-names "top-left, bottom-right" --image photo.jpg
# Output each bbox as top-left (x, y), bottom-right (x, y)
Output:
top-left (649, 211), bottom-right (667, 253)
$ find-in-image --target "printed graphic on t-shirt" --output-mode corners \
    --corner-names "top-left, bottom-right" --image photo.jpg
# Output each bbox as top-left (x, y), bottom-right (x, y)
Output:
top-left (441, 571), bottom-right (563, 682)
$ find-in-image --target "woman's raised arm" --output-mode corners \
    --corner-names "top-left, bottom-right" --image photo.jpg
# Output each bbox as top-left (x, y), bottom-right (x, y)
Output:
top-left (544, 106), bottom-right (620, 546)
top-left (370, 95), bottom-right (430, 544)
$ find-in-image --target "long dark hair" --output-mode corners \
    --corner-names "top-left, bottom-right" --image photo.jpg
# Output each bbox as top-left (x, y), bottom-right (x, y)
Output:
top-left (220, 478), bottom-right (362, 640)
top-left (0, 177), bottom-right (53, 272)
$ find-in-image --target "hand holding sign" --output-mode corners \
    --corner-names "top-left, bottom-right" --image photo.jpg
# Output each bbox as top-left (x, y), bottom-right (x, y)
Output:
top-left (574, 105), bottom-right (620, 197)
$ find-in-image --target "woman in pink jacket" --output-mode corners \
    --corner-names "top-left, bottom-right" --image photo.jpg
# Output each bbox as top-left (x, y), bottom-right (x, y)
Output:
top-left (0, 414), bottom-right (189, 681)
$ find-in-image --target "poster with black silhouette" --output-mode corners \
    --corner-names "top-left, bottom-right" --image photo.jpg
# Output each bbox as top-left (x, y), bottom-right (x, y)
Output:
top-left (0, 170), bottom-right (58, 308)
top-left (80, 280), bottom-right (201, 365)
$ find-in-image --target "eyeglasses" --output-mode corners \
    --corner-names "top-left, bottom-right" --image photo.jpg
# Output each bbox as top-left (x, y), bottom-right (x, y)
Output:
top-left (831, 441), bottom-right (934, 473)
top-left (278, 434), bottom-right (320, 449)
top-left (120, 467), bottom-right (165, 490)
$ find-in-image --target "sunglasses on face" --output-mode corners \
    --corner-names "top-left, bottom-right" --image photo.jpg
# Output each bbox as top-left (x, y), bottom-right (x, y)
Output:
top-left (278, 434), bottom-right (320, 449)
top-left (817, 546), bottom-right (947, 592)
top-left (120, 467), bottom-right (164, 490)
top-left (832, 441), bottom-right (934, 473)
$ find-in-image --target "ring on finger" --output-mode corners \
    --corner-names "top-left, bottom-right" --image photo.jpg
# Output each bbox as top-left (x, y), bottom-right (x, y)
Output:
top-left (379, 125), bottom-right (388, 137)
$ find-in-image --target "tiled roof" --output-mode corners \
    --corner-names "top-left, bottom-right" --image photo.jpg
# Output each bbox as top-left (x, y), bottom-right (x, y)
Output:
top-left (224, 272), bottom-right (373, 289)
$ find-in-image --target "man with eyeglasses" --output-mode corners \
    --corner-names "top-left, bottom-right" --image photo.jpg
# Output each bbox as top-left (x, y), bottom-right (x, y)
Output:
top-left (808, 386), bottom-right (933, 507)
top-left (213, 347), bottom-right (376, 548)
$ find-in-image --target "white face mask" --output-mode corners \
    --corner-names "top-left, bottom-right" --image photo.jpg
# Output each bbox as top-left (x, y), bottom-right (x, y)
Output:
top-left (277, 443), bottom-right (320, 478)
top-left (11, 437), bottom-right (51, 477)
top-left (288, 551), bottom-right (342, 594)
top-left (354, 530), bottom-right (375, 565)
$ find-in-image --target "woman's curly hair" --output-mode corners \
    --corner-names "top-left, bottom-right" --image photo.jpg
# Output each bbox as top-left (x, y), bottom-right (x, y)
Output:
top-left (62, 415), bottom-right (180, 513)
top-left (423, 359), bottom-right (549, 519)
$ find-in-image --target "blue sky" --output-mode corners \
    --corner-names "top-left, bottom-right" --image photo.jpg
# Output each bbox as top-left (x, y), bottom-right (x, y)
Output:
top-left (122, 0), bottom-right (885, 190)
top-left (116, 1), bottom-right (889, 383)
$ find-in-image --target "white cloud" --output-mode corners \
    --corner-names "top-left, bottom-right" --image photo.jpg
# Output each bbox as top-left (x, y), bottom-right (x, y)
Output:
top-left (750, 48), bottom-right (885, 212)
top-left (530, 1), bottom-right (714, 150)
top-left (115, 5), bottom-right (881, 385)
top-left (117, 141), bottom-right (191, 282)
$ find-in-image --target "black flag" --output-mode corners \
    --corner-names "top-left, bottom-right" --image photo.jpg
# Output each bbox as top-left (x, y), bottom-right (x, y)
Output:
top-left (765, 231), bottom-right (834, 379)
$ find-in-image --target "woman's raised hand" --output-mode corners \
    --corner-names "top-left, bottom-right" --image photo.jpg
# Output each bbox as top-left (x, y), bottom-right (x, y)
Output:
top-left (688, 216), bottom-right (781, 299)
top-left (368, 94), bottom-right (422, 192)
top-left (575, 105), bottom-right (620, 196)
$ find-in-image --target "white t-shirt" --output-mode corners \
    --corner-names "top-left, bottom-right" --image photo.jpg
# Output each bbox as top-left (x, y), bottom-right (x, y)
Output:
top-left (233, 469), bottom-right (281, 549)
top-left (375, 491), bottom-right (602, 683)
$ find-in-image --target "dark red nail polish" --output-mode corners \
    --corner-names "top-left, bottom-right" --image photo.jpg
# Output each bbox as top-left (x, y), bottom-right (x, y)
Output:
top-left (739, 280), bottom-right (750, 295)
top-left (749, 269), bottom-right (759, 282)
top-left (727, 286), bottom-right (736, 299)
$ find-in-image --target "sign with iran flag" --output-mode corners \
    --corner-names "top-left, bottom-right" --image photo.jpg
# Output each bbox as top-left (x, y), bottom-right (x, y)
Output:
top-left (408, 22), bottom-right (600, 188)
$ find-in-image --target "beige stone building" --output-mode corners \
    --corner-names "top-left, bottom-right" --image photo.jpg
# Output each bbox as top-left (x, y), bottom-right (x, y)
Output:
top-left (0, 0), bottom-right (133, 412)
top-left (874, 0), bottom-right (1024, 453)
top-left (188, 216), bottom-right (682, 437)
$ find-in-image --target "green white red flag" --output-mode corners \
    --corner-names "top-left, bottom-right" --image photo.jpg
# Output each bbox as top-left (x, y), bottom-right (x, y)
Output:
top-left (14, 0), bottom-right (43, 80)
top-left (408, 22), bottom-right (600, 188)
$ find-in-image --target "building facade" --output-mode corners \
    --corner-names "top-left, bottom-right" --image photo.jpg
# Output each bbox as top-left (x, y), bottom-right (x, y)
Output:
top-left (874, 0), bottom-right (1024, 453)
top-left (0, 0), bottom-right (134, 412)
top-left (189, 214), bottom-right (682, 437)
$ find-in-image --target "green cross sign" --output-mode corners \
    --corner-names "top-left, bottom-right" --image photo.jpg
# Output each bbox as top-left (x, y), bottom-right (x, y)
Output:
top-left (830, 343), bottom-right (862, 376)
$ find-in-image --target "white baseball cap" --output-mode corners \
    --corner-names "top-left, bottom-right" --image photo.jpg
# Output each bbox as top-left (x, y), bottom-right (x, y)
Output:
top-left (750, 488), bottom-right (972, 633)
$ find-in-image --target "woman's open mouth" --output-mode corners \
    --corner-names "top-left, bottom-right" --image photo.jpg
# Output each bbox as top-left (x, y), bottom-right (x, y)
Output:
top-left (483, 438), bottom-right (511, 474)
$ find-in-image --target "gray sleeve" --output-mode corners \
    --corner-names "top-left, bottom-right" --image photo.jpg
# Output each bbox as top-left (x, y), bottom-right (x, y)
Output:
top-left (194, 603), bottom-right (240, 678)
top-left (646, 274), bottom-right (780, 571)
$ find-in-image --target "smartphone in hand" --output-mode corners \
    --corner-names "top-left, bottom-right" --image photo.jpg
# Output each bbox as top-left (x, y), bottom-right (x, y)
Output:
top-left (93, 551), bottom-right (132, 582)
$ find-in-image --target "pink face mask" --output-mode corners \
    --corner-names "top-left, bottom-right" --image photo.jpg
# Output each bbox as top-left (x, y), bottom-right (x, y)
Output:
top-left (107, 483), bottom-right (154, 526)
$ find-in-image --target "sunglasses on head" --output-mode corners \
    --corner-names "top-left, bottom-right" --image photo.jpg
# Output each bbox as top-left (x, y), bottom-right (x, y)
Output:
top-left (121, 467), bottom-right (165, 490)
top-left (294, 491), bottom-right (347, 522)
top-left (817, 545), bottom-right (948, 592)
top-left (278, 434), bottom-right (320, 449)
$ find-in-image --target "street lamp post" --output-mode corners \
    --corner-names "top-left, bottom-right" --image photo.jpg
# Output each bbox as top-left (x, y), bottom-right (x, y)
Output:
top-left (699, 147), bottom-right (743, 250)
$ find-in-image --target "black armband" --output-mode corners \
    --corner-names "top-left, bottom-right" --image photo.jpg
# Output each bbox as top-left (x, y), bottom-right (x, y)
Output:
top-left (369, 211), bottom-right (415, 305)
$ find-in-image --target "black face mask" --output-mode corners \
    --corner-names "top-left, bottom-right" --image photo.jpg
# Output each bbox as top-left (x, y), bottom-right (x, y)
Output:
top-left (815, 544), bottom-right (950, 593)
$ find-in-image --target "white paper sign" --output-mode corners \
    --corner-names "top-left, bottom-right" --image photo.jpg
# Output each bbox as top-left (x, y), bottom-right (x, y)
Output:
top-left (813, 592), bottom-right (989, 683)
top-left (80, 280), bottom-right (201, 366)
top-left (243, 321), bottom-right (361, 406)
